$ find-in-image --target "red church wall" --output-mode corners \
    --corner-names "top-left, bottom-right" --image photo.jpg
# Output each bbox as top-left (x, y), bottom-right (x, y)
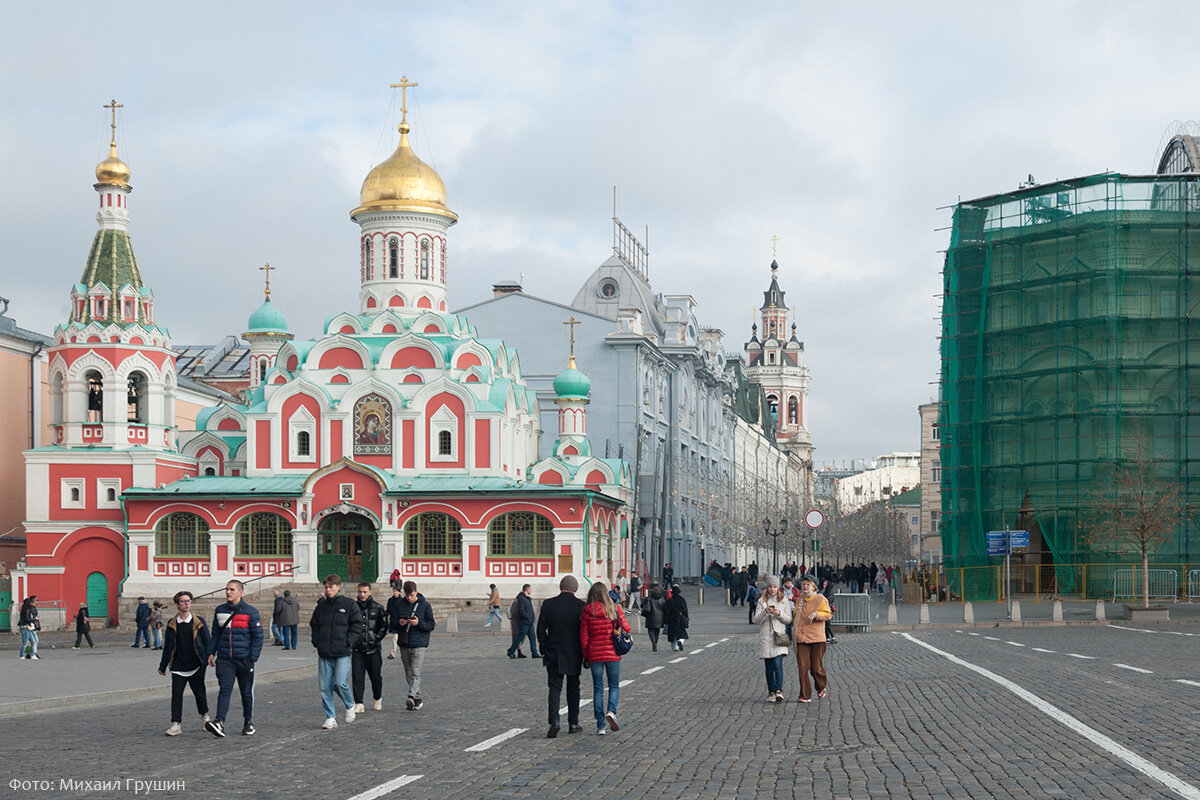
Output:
top-left (538, 471), bottom-right (563, 485)
top-left (456, 353), bottom-right (482, 370)
top-left (196, 446), bottom-right (224, 473)
top-left (36, 527), bottom-right (124, 624)
top-left (392, 347), bottom-right (436, 370)
top-left (318, 347), bottom-right (365, 370)
top-left (310, 468), bottom-right (384, 520)
top-left (282, 394), bottom-right (321, 470)
top-left (329, 420), bottom-right (343, 461)
top-left (425, 393), bottom-right (465, 469)
top-left (48, 464), bottom-right (132, 520)
top-left (402, 420), bottom-right (415, 469)
top-left (585, 469), bottom-right (607, 486)
top-left (474, 419), bottom-right (490, 469)
top-left (217, 417), bottom-right (241, 432)
top-left (255, 420), bottom-right (271, 469)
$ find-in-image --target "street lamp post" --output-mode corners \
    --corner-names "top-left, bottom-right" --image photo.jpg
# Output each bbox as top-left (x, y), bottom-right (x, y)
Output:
top-left (763, 516), bottom-right (789, 575)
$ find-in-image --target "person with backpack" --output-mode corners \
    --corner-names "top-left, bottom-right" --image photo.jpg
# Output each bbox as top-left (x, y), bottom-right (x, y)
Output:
top-left (580, 581), bottom-right (629, 735)
top-left (745, 580), bottom-right (760, 624)
top-left (640, 583), bottom-right (667, 652)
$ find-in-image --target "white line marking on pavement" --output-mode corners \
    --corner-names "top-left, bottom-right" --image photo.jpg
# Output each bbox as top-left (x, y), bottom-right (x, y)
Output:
top-left (669, 657), bottom-right (686, 663)
top-left (1108, 625), bottom-right (1157, 634)
top-left (1032, 648), bottom-right (1056, 653)
top-left (1176, 680), bottom-right (1200, 688)
top-left (901, 633), bottom-right (1200, 800)
top-left (1006, 642), bottom-right (1026, 647)
top-left (955, 629), bottom-right (964, 633)
top-left (718, 638), bottom-right (729, 643)
top-left (967, 632), bottom-right (980, 636)
top-left (1114, 663), bottom-right (1153, 674)
top-left (641, 666), bottom-right (664, 675)
top-left (465, 728), bottom-right (528, 752)
top-left (983, 636), bottom-right (1000, 641)
top-left (1067, 653), bottom-right (1097, 660)
top-left (619, 679), bottom-right (634, 687)
top-left (344, 775), bottom-right (423, 800)
top-left (705, 642), bottom-right (719, 648)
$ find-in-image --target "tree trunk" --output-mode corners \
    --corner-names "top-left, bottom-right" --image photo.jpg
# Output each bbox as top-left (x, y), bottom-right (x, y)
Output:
top-left (1142, 551), bottom-right (1151, 609)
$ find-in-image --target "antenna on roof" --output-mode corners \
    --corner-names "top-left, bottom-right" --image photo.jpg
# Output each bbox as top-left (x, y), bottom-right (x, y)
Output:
top-left (611, 185), bottom-right (649, 281)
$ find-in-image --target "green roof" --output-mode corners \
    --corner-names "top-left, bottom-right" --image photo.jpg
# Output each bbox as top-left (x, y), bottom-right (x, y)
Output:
top-left (553, 365), bottom-right (591, 398)
top-left (77, 229), bottom-right (149, 327)
top-left (246, 298), bottom-right (289, 333)
top-left (124, 476), bottom-right (306, 496)
top-left (891, 486), bottom-right (921, 506)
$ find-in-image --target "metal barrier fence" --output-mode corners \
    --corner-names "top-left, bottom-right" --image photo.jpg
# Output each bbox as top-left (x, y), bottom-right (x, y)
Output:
top-left (1189, 571), bottom-right (1200, 604)
top-left (1112, 568), bottom-right (1179, 603)
top-left (830, 593), bottom-right (871, 633)
top-left (8, 600), bottom-right (66, 633)
top-left (925, 563), bottom-right (1200, 603)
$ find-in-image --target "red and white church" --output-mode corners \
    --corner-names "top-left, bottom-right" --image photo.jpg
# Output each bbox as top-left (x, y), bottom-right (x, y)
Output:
top-left (16, 100), bottom-right (632, 624)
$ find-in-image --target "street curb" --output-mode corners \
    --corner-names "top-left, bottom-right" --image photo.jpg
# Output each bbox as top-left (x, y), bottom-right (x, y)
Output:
top-left (0, 662), bottom-right (315, 719)
top-left (871, 617), bottom-right (1200, 632)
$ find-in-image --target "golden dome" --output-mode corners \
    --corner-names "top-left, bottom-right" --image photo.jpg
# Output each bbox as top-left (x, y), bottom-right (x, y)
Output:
top-left (351, 122), bottom-right (456, 221)
top-left (95, 143), bottom-right (131, 188)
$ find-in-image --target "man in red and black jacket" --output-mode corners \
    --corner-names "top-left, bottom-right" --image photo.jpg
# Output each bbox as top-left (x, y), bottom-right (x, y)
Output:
top-left (204, 580), bottom-right (263, 738)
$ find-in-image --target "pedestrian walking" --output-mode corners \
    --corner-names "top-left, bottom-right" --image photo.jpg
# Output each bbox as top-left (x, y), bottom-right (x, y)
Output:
top-left (580, 581), bottom-right (629, 735)
top-left (18, 596), bottom-right (40, 659)
top-left (661, 562), bottom-right (674, 588)
top-left (753, 576), bottom-right (793, 703)
top-left (745, 581), bottom-right (759, 624)
top-left (626, 571), bottom-right (641, 610)
top-left (158, 591), bottom-right (211, 736)
top-left (351, 582), bottom-right (388, 713)
top-left (874, 567), bottom-right (887, 595)
top-left (640, 583), bottom-right (667, 651)
top-left (150, 602), bottom-right (165, 649)
top-left (484, 584), bottom-right (503, 627)
top-left (310, 574), bottom-right (362, 730)
top-left (506, 584), bottom-right (539, 659)
top-left (132, 596), bottom-right (151, 648)
top-left (386, 585), bottom-right (404, 659)
top-left (271, 589), bottom-right (285, 646)
top-left (393, 580), bottom-right (435, 711)
top-left (73, 602), bottom-right (95, 649)
top-left (205, 580), bottom-right (263, 737)
top-left (665, 584), bottom-right (690, 651)
top-left (820, 578), bottom-right (838, 644)
top-left (537, 575), bottom-right (586, 738)
top-left (793, 574), bottom-right (832, 703)
top-left (278, 589), bottom-right (300, 650)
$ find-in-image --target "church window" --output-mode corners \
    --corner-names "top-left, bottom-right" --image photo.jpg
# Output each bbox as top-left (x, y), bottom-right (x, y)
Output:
top-left (438, 429), bottom-right (452, 455)
top-left (204, 467), bottom-right (216, 476)
top-left (236, 512), bottom-right (293, 557)
top-left (405, 512), bottom-right (463, 557)
top-left (788, 396), bottom-right (798, 424)
top-left (107, 488), bottom-right (116, 501)
top-left (488, 512), bottom-right (554, 556)
top-left (259, 360), bottom-right (268, 382)
top-left (297, 430), bottom-right (311, 457)
top-left (440, 241), bottom-right (446, 283)
top-left (420, 239), bottom-right (430, 280)
top-left (768, 352), bottom-right (775, 365)
top-left (156, 512), bottom-right (211, 557)
top-left (362, 238), bottom-right (373, 280)
top-left (51, 372), bottom-right (64, 425)
top-left (389, 238), bottom-right (399, 278)
top-left (85, 371), bottom-right (103, 422)
top-left (70, 487), bottom-right (80, 502)
top-left (289, 406), bottom-right (317, 462)
top-left (126, 371), bottom-right (147, 423)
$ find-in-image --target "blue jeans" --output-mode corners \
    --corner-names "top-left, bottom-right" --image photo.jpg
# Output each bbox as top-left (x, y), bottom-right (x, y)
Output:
top-left (507, 623), bottom-right (539, 657)
top-left (486, 607), bottom-right (503, 625)
top-left (283, 625), bottom-right (297, 649)
top-left (133, 625), bottom-right (150, 647)
top-left (152, 627), bottom-right (162, 648)
top-left (19, 628), bottom-right (38, 656)
top-left (271, 622), bottom-right (283, 642)
top-left (318, 656), bottom-right (353, 719)
top-left (589, 661), bottom-right (620, 728)
top-left (763, 655), bottom-right (784, 694)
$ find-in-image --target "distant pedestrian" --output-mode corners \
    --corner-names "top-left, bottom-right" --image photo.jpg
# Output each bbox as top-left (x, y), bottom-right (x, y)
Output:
top-left (745, 581), bottom-right (759, 624)
top-left (793, 575), bottom-right (832, 703)
top-left (729, 567), bottom-right (744, 606)
top-left (386, 585), bottom-right (404, 659)
top-left (132, 596), bottom-right (151, 648)
top-left (393, 580), bottom-right (435, 711)
top-left (874, 567), bottom-right (887, 595)
top-left (158, 591), bottom-right (211, 736)
top-left (150, 602), bottom-right (165, 649)
top-left (820, 578), bottom-right (838, 644)
top-left (73, 602), bottom-right (94, 649)
top-left (310, 574), bottom-right (362, 731)
top-left (485, 584), bottom-right (503, 627)
top-left (753, 576), bottom-right (793, 703)
top-left (640, 583), bottom-right (667, 651)
top-left (506, 584), bottom-right (539, 659)
top-left (580, 581), bottom-right (629, 735)
top-left (205, 580), bottom-right (263, 737)
top-left (662, 563), bottom-right (674, 588)
top-left (748, 561), bottom-right (759, 583)
top-left (389, 568), bottom-right (402, 592)
top-left (665, 584), bottom-right (690, 651)
top-left (18, 596), bottom-right (40, 659)
top-left (271, 589), bottom-right (285, 646)
top-left (626, 571), bottom-right (641, 610)
top-left (537, 575), bottom-right (586, 738)
top-left (351, 582), bottom-right (388, 713)
top-left (278, 589), bottom-right (300, 650)
top-left (609, 583), bottom-right (622, 605)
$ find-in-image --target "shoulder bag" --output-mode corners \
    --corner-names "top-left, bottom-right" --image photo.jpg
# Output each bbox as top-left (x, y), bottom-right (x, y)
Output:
top-left (612, 618), bottom-right (633, 655)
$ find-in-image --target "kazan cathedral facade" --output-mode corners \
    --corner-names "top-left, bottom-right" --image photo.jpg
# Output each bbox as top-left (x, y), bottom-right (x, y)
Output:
top-left (16, 106), bottom-right (632, 623)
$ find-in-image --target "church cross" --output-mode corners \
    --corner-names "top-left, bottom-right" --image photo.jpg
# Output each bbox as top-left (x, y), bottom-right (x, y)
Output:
top-left (104, 99), bottom-right (124, 146)
top-left (563, 316), bottom-right (581, 364)
top-left (260, 262), bottom-right (275, 299)
top-left (770, 234), bottom-right (779, 259)
top-left (389, 77), bottom-right (419, 125)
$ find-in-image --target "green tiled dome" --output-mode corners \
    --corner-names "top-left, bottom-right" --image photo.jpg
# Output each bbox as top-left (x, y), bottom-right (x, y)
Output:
top-left (246, 299), bottom-right (289, 333)
top-left (553, 363), bottom-right (591, 399)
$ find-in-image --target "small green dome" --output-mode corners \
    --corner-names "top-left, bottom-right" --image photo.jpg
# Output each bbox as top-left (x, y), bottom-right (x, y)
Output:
top-left (246, 298), bottom-right (289, 333)
top-left (553, 362), bottom-right (591, 398)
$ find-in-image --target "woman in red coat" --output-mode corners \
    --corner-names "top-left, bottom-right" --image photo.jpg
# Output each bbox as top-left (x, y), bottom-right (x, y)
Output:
top-left (580, 581), bottom-right (630, 735)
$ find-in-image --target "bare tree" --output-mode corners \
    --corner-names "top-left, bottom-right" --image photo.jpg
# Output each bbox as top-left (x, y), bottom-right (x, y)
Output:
top-left (1084, 431), bottom-right (1187, 609)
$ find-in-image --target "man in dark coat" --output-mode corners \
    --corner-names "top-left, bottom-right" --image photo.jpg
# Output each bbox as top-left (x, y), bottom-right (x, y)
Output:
top-left (729, 566), bottom-right (744, 606)
top-left (133, 596), bottom-right (151, 648)
top-left (666, 585), bottom-right (690, 651)
top-left (392, 580), bottom-right (436, 710)
top-left (506, 584), bottom-right (539, 659)
top-left (641, 583), bottom-right (667, 651)
top-left (536, 575), bottom-right (586, 738)
top-left (309, 574), bottom-right (363, 730)
top-left (351, 582), bottom-right (389, 713)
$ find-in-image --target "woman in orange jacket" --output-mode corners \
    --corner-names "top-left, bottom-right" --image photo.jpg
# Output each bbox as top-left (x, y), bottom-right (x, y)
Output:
top-left (792, 574), bottom-right (833, 703)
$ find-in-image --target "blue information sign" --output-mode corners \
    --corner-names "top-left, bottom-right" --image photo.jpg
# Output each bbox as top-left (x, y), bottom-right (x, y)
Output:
top-left (1009, 530), bottom-right (1029, 548)
top-left (986, 531), bottom-right (1008, 556)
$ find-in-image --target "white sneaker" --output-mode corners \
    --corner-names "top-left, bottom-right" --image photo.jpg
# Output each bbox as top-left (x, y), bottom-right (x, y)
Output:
top-left (353, 703), bottom-right (365, 714)
top-left (165, 722), bottom-right (182, 736)
top-left (322, 717), bottom-right (337, 731)
top-left (344, 707), bottom-right (356, 724)
top-left (373, 699), bottom-right (382, 711)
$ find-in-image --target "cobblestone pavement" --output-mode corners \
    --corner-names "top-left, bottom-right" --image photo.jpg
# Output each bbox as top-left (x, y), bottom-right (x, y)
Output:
top-left (2, 612), bottom-right (1198, 800)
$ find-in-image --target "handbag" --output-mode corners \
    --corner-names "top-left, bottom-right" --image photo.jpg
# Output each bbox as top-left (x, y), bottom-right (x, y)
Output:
top-left (612, 619), bottom-right (633, 656)
top-left (772, 624), bottom-right (791, 648)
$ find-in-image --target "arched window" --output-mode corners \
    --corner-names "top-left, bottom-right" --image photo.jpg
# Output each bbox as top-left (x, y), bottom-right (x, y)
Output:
top-left (420, 239), bottom-right (430, 280)
top-left (156, 512), bottom-right (211, 557)
top-left (258, 360), bottom-right (268, 382)
top-left (297, 430), bottom-right (311, 457)
top-left (404, 512), bottom-right (462, 557)
top-left (70, 487), bottom-right (80, 502)
top-left (362, 238), bottom-right (373, 280)
top-left (86, 371), bottom-right (104, 422)
top-left (127, 371), bottom-right (148, 423)
top-left (236, 512), bottom-right (293, 557)
top-left (106, 487), bottom-right (117, 502)
top-left (787, 396), bottom-right (798, 424)
top-left (51, 372), bottom-right (64, 425)
top-left (389, 238), bottom-right (399, 278)
top-left (438, 429), bottom-right (452, 455)
top-left (204, 467), bottom-right (216, 476)
top-left (488, 512), bottom-right (554, 556)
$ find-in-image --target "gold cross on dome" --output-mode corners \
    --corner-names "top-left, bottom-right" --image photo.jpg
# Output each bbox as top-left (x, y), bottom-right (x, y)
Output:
top-left (260, 262), bottom-right (275, 299)
top-left (770, 234), bottom-right (779, 260)
top-left (389, 77), bottom-right (419, 125)
top-left (104, 99), bottom-right (124, 147)
top-left (563, 316), bottom-right (581, 366)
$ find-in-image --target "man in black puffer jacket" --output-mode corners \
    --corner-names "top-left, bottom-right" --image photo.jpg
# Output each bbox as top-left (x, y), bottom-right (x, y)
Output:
top-left (310, 574), bottom-right (362, 731)
top-left (351, 582), bottom-right (389, 714)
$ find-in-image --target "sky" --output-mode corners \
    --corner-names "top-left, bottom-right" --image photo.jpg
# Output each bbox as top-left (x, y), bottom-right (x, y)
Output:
top-left (1, 1), bottom-right (1195, 464)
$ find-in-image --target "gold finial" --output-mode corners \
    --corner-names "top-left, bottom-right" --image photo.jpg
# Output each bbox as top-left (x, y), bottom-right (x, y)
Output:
top-left (389, 77), bottom-right (419, 131)
top-left (104, 99), bottom-right (124, 147)
top-left (770, 234), bottom-right (779, 260)
top-left (563, 316), bottom-right (581, 368)
top-left (260, 262), bottom-right (275, 300)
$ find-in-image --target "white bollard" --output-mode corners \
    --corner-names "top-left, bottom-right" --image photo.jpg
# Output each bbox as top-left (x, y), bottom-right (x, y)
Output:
top-left (697, 587), bottom-right (704, 606)
top-left (963, 602), bottom-right (974, 624)
top-left (887, 604), bottom-right (898, 625)
top-left (1010, 600), bottom-right (1021, 622)
top-left (446, 611), bottom-right (459, 634)
top-left (919, 603), bottom-right (930, 624)
top-left (1052, 600), bottom-right (1063, 622)
top-left (631, 612), bottom-right (641, 633)
top-left (1095, 600), bottom-right (1106, 621)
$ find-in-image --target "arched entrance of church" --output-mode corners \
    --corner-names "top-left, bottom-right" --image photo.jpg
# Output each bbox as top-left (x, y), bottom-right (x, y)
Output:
top-left (317, 513), bottom-right (378, 583)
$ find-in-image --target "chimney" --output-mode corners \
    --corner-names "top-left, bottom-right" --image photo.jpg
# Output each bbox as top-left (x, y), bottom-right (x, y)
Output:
top-left (492, 279), bottom-right (522, 298)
